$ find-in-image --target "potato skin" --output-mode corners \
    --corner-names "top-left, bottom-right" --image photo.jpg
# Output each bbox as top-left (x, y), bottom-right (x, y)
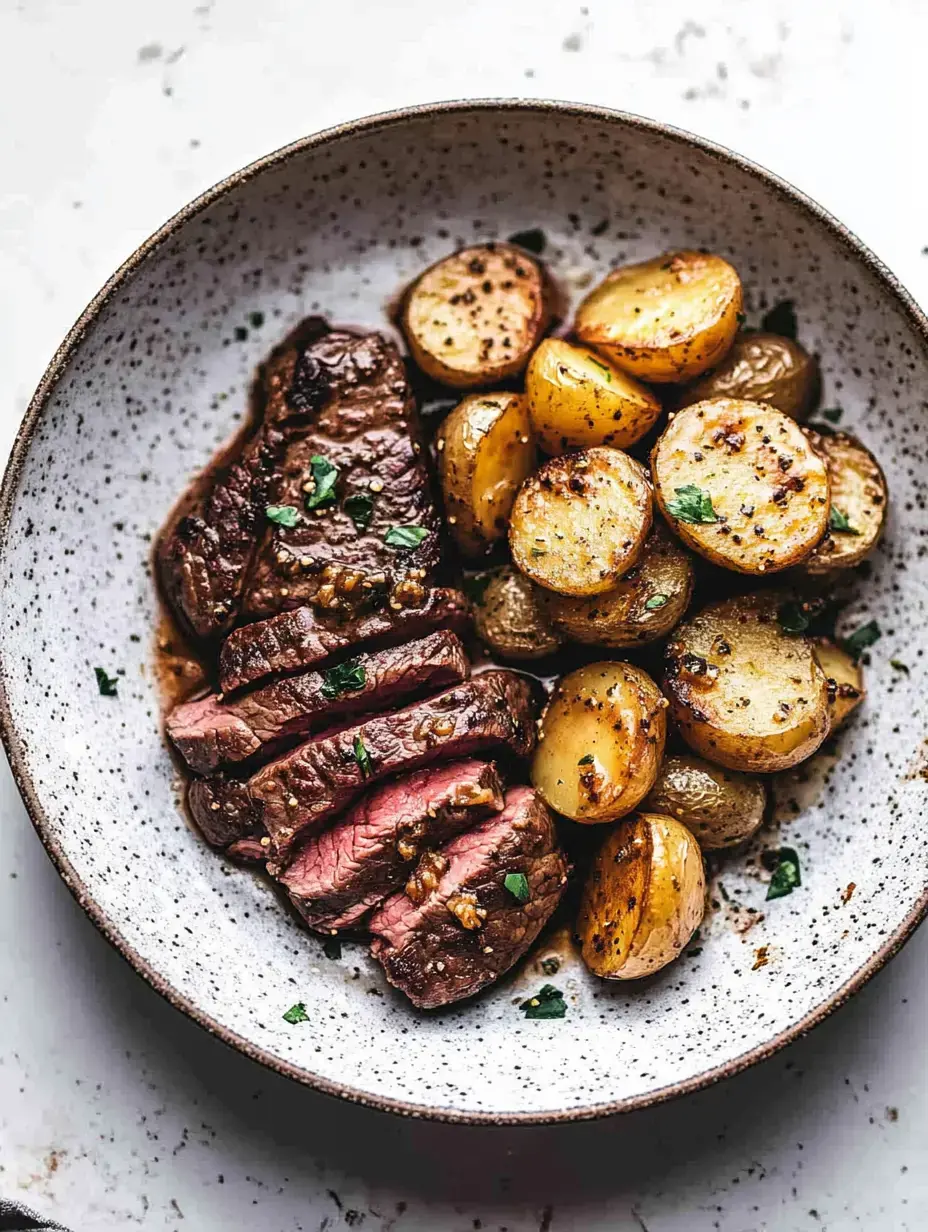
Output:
top-left (531, 662), bottom-right (666, 823)
top-left (643, 753), bottom-right (768, 850)
top-left (677, 332), bottom-right (819, 421)
top-left (437, 392), bottom-right (536, 557)
top-left (578, 812), bottom-right (705, 980)
top-left (509, 446), bottom-right (653, 597)
top-left (664, 592), bottom-right (831, 773)
top-left (539, 519), bottom-right (694, 647)
top-left (525, 337), bottom-right (662, 453)
top-left (472, 566), bottom-right (563, 660)
top-left (812, 638), bottom-right (865, 729)
top-left (401, 243), bottom-right (553, 388)
top-left (574, 250), bottom-right (743, 384)
top-left (651, 398), bottom-right (830, 574)
top-left (802, 430), bottom-right (888, 574)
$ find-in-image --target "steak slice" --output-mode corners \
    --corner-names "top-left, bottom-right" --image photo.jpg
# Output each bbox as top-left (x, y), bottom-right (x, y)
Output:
top-left (187, 671), bottom-right (537, 862)
top-left (369, 787), bottom-right (568, 1009)
top-left (218, 587), bottom-right (470, 694)
top-left (167, 630), bottom-right (469, 775)
top-left (281, 760), bottom-right (505, 933)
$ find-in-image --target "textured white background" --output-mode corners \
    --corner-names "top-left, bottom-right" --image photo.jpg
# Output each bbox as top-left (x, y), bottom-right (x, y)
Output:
top-left (1, 1), bottom-right (926, 1228)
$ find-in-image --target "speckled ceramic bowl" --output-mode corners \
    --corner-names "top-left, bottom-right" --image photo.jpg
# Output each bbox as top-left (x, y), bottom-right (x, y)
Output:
top-left (2, 101), bottom-right (927, 1124)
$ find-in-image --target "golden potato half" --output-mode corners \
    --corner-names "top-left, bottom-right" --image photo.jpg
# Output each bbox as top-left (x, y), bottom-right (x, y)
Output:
top-left (678, 331), bottom-right (819, 420)
top-left (574, 250), bottom-right (743, 384)
top-left (525, 337), bottom-right (662, 453)
top-left (539, 519), bottom-right (694, 647)
top-left (643, 753), bottom-right (768, 850)
top-left (578, 812), bottom-right (705, 980)
top-left (437, 392), bottom-right (536, 557)
top-left (651, 398), bottom-right (830, 574)
top-left (472, 566), bottom-right (563, 660)
top-left (509, 446), bottom-right (652, 597)
top-left (812, 638), bottom-right (865, 729)
top-left (664, 592), bottom-right (831, 773)
top-left (531, 662), bottom-right (666, 823)
top-left (401, 243), bottom-right (553, 388)
top-left (802, 430), bottom-right (888, 574)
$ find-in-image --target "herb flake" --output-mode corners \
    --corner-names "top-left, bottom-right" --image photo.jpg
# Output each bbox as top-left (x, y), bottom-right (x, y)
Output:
top-left (520, 984), bottom-right (567, 1020)
top-left (266, 504), bottom-right (300, 528)
top-left (821, 406), bottom-right (844, 423)
top-left (343, 491), bottom-right (375, 531)
top-left (890, 659), bottom-right (910, 674)
top-left (828, 506), bottom-right (860, 535)
top-left (322, 936), bottom-right (342, 960)
top-left (384, 525), bottom-right (428, 550)
top-left (645, 594), bottom-right (669, 611)
top-left (321, 657), bottom-right (366, 700)
top-left (305, 455), bottom-right (339, 509)
top-left (666, 485), bottom-right (720, 524)
top-left (283, 1002), bottom-right (309, 1025)
top-left (578, 753), bottom-right (595, 766)
top-left (761, 300), bottom-right (798, 340)
top-left (248, 310), bottom-right (265, 329)
top-left (507, 227), bottom-right (546, 254)
top-left (589, 356), bottom-right (612, 383)
top-left (763, 847), bottom-right (802, 901)
top-left (94, 667), bottom-right (118, 696)
top-left (777, 600), bottom-right (811, 636)
top-left (353, 734), bottom-right (373, 778)
top-left (841, 619), bottom-right (881, 661)
top-left (504, 872), bottom-right (530, 903)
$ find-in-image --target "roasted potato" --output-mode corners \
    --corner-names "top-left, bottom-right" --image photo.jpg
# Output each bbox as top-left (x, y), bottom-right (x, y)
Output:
top-left (538, 519), bottom-right (694, 647)
top-left (677, 331), bottom-right (819, 420)
top-left (471, 566), bottom-right (563, 660)
top-left (437, 392), bottom-right (536, 557)
top-left (509, 446), bottom-right (652, 597)
top-left (574, 250), bottom-right (743, 384)
top-left (401, 243), bottom-right (553, 388)
top-left (812, 638), bottom-right (865, 729)
top-left (802, 430), bottom-right (888, 574)
top-left (651, 398), bottom-right (830, 574)
top-left (531, 662), bottom-right (666, 823)
top-left (664, 592), bottom-right (831, 773)
top-left (525, 337), bottom-right (662, 453)
top-left (643, 753), bottom-right (768, 850)
top-left (578, 812), bottom-right (705, 979)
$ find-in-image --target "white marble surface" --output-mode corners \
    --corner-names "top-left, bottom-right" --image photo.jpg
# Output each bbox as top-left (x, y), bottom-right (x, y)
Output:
top-left (0, 1), bottom-right (926, 1228)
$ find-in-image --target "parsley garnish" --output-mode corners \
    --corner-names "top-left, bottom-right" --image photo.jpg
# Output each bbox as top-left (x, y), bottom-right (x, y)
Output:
top-left (828, 506), bottom-right (859, 535)
top-left (736, 311), bottom-right (747, 327)
top-left (763, 847), bottom-right (801, 900)
top-left (577, 753), bottom-right (595, 766)
top-left (353, 734), bottom-right (373, 778)
top-left (248, 310), bottom-right (265, 329)
top-left (507, 227), bottom-right (547, 254)
top-left (504, 872), bottom-right (530, 903)
top-left (821, 406), bottom-right (843, 423)
top-left (321, 658), bottom-right (366, 700)
top-left (305, 456), bottom-right (339, 509)
top-left (841, 619), bottom-right (881, 661)
top-left (384, 525), bottom-right (428, 550)
top-left (266, 504), bottom-right (300, 528)
top-left (645, 594), bottom-right (669, 610)
top-left (540, 956), bottom-right (561, 976)
top-left (666, 485), bottom-right (719, 524)
top-left (234, 325), bottom-right (248, 342)
top-left (589, 356), bottom-right (612, 383)
top-left (761, 300), bottom-right (798, 340)
top-left (94, 667), bottom-right (118, 696)
top-left (776, 600), bottom-right (811, 636)
top-left (890, 659), bottom-right (910, 674)
top-left (530, 547), bottom-right (547, 557)
top-left (520, 984), bottom-right (567, 1020)
top-left (322, 936), bottom-right (342, 960)
top-left (343, 492), bottom-right (375, 531)
top-left (283, 1002), bottom-right (309, 1025)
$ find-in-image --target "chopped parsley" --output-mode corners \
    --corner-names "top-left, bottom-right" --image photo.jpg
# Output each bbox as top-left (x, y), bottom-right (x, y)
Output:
top-left (384, 525), bottom-right (428, 550)
top-left (777, 600), bottom-right (811, 636)
top-left (828, 506), bottom-right (859, 535)
top-left (520, 984), bottom-right (567, 1020)
top-left (233, 325), bottom-right (248, 342)
top-left (763, 847), bottom-right (802, 901)
top-left (353, 734), bottom-right (373, 778)
top-left (577, 753), bottom-right (595, 766)
top-left (248, 310), bottom-right (265, 329)
top-left (589, 356), bottom-right (612, 382)
top-left (343, 492), bottom-right (375, 531)
top-left (645, 594), bottom-right (669, 610)
top-left (322, 936), bottom-right (342, 960)
top-left (507, 227), bottom-right (547, 254)
top-left (321, 657), bottom-right (366, 700)
top-left (305, 455), bottom-right (339, 509)
top-left (666, 485), bottom-right (719, 524)
top-left (540, 955), bottom-right (561, 976)
top-left (266, 504), bottom-right (300, 528)
top-left (841, 619), bottom-right (881, 661)
top-left (761, 300), bottom-right (798, 340)
top-left (530, 547), bottom-right (547, 557)
top-left (282, 1002), bottom-right (309, 1025)
top-left (736, 311), bottom-right (747, 328)
top-left (94, 667), bottom-right (118, 696)
top-left (890, 659), bottom-right (910, 674)
top-left (821, 406), bottom-right (843, 423)
top-left (504, 872), bottom-right (530, 903)
top-left (462, 572), bottom-right (492, 604)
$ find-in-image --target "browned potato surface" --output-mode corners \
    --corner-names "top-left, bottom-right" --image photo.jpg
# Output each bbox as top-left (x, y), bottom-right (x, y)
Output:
top-left (578, 812), bottom-right (705, 979)
top-left (812, 638), bottom-right (865, 729)
top-left (678, 331), bottom-right (819, 420)
top-left (643, 753), bottom-right (768, 850)
top-left (509, 446), bottom-right (652, 597)
top-left (525, 337), bottom-right (662, 453)
top-left (531, 662), bottom-right (666, 823)
top-left (471, 566), bottom-right (563, 660)
top-left (574, 250), bottom-right (743, 384)
top-left (539, 519), bottom-right (694, 647)
top-left (401, 243), bottom-right (553, 388)
top-left (437, 392), bottom-right (535, 557)
top-left (802, 430), bottom-right (888, 574)
top-left (664, 592), bottom-right (831, 773)
top-left (651, 398), bottom-right (830, 574)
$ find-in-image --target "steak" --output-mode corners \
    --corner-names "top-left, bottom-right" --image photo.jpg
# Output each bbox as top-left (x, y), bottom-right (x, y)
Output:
top-left (218, 587), bottom-right (469, 694)
top-left (281, 760), bottom-right (505, 933)
top-left (187, 671), bottom-right (537, 862)
top-left (369, 787), bottom-right (568, 1009)
top-left (167, 630), bottom-right (470, 775)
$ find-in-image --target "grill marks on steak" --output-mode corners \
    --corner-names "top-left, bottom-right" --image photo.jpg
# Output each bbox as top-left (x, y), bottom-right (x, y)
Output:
top-left (167, 630), bottom-right (469, 775)
top-left (369, 787), bottom-right (568, 1009)
top-left (281, 760), bottom-right (505, 933)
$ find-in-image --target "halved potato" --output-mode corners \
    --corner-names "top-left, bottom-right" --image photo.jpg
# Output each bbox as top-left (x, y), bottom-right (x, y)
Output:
top-left (525, 337), bottom-right (662, 453)
top-left (643, 753), bottom-right (768, 850)
top-left (802, 430), bottom-right (888, 574)
top-left (401, 243), bottom-right (553, 388)
top-left (678, 331), bottom-right (819, 420)
top-left (509, 446), bottom-right (652, 597)
top-left (471, 566), bottom-right (563, 660)
top-left (664, 592), bottom-right (831, 773)
top-left (538, 519), bottom-right (694, 647)
top-left (437, 392), bottom-right (536, 557)
top-left (574, 250), bottom-right (743, 384)
top-left (812, 638), bottom-right (865, 729)
top-left (531, 662), bottom-right (666, 823)
top-left (577, 812), bottom-right (705, 980)
top-left (651, 398), bottom-right (830, 574)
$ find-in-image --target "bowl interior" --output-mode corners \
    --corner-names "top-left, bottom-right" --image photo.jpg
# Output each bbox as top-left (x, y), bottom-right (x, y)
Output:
top-left (2, 103), bottom-right (927, 1122)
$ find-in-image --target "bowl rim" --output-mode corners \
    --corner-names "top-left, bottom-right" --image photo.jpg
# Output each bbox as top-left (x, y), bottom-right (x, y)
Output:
top-left (2, 96), bottom-right (927, 1127)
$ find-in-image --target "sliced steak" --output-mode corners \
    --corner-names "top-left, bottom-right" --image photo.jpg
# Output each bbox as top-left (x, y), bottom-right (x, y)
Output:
top-left (218, 587), bottom-right (469, 694)
top-left (281, 760), bottom-right (505, 932)
top-left (167, 630), bottom-right (469, 775)
top-left (369, 787), bottom-right (568, 1009)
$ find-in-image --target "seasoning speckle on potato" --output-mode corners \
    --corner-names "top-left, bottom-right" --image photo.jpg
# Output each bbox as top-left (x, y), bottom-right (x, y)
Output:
top-left (651, 397), bottom-right (830, 574)
top-left (472, 566), bottom-right (563, 660)
top-left (801, 429), bottom-right (888, 574)
top-left (677, 331), bottom-right (819, 420)
top-left (643, 753), bottom-right (768, 850)
top-left (812, 638), bottom-right (865, 729)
